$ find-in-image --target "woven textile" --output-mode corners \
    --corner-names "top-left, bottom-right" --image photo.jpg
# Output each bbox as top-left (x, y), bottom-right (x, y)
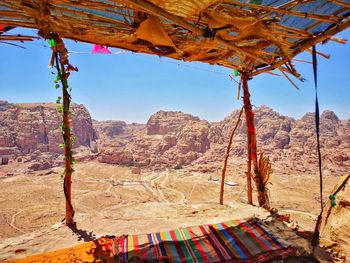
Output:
top-left (114, 218), bottom-right (295, 262)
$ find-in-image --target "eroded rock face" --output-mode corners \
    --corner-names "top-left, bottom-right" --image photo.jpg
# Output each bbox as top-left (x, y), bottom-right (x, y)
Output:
top-left (97, 111), bottom-right (210, 168)
top-left (93, 120), bottom-right (126, 138)
top-left (95, 106), bottom-right (350, 175)
top-left (146, 111), bottom-right (200, 135)
top-left (99, 148), bottom-right (133, 165)
top-left (4, 100), bottom-right (347, 175)
top-left (0, 101), bottom-right (97, 168)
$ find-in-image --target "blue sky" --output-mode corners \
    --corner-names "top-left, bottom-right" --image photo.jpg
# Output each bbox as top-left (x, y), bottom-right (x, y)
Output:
top-left (0, 27), bottom-right (349, 123)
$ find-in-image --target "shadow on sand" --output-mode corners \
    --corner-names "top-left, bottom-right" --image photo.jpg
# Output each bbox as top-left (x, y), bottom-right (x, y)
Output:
top-left (68, 222), bottom-right (97, 242)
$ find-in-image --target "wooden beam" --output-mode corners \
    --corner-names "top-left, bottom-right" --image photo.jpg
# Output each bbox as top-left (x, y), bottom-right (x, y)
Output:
top-left (223, 0), bottom-right (340, 23)
top-left (120, 0), bottom-right (203, 34)
top-left (0, 35), bottom-right (39, 41)
top-left (303, 6), bottom-right (347, 32)
top-left (120, 0), bottom-right (270, 65)
top-left (329, 36), bottom-right (347, 44)
top-left (215, 37), bottom-right (270, 64)
top-left (273, 24), bottom-right (311, 37)
top-left (306, 48), bottom-right (330, 59)
top-left (53, 5), bottom-right (134, 28)
top-left (331, 0), bottom-right (350, 8)
top-left (0, 10), bottom-right (33, 19)
top-left (278, 67), bottom-right (299, 89)
top-left (252, 17), bottom-right (350, 76)
top-left (293, 58), bottom-right (313, 64)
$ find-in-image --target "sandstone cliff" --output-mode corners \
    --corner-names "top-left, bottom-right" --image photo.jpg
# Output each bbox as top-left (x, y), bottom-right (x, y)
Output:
top-left (1, 100), bottom-right (348, 176)
top-left (96, 106), bottom-right (350, 176)
top-left (97, 111), bottom-right (210, 168)
top-left (0, 101), bottom-right (97, 170)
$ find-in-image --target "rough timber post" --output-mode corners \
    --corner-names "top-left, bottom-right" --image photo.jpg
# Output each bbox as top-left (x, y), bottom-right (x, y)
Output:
top-left (241, 75), bottom-right (267, 208)
top-left (220, 107), bottom-right (243, 205)
top-left (61, 70), bottom-right (74, 226)
top-left (48, 33), bottom-right (76, 226)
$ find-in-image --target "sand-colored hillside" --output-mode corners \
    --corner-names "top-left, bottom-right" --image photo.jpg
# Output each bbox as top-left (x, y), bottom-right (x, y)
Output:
top-left (0, 160), bottom-right (348, 261)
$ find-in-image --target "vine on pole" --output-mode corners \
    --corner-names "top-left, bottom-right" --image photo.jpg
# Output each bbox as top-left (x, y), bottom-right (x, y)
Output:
top-left (42, 31), bottom-right (78, 225)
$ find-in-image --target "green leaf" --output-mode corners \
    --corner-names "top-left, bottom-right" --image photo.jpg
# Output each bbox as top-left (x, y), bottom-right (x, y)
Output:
top-left (56, 105), bottom-right (62, 113)
top-left (59, 143), bottom-right (65, 149)
top-left (55, 83), bottom-right (60, 89)
top-left (56, 96), bottom-right (62, 104)
top-left (47, 39), bottom-right (56, 47)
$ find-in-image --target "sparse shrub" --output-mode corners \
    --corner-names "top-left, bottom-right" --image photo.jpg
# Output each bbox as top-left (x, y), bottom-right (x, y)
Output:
top-left (174, 164), bottom-right (183, 170)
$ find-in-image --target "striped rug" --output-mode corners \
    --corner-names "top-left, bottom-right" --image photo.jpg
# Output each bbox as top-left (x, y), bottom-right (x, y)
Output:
top-left (113, 218), bottom-right (295, 262)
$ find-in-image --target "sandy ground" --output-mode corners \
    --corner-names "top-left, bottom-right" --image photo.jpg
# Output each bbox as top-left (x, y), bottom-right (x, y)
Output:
top-left (0, 160), bottom-right (343, 261)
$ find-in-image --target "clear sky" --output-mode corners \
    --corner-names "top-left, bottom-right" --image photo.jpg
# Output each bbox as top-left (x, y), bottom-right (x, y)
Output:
top-left (0, 27), bottom-right (349, 123)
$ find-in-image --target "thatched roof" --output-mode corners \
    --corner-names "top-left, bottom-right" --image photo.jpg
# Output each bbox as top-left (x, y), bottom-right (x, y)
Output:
top-left (1, 0), bottom-right (349, 76)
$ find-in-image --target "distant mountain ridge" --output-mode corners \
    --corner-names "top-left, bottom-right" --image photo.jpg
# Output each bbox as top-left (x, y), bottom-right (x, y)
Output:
top-left (96, 106), bottom-right (350, 176)
top-left (0, 100), bottom-right (349, 176)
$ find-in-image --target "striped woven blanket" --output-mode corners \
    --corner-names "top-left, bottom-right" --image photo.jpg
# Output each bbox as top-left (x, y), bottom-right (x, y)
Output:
top-left (111, 218), bottom-right (295, 262)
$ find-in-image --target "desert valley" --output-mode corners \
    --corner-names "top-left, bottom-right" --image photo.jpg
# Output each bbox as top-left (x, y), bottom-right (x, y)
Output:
top-left (0, 100), bottom-right (349, 262)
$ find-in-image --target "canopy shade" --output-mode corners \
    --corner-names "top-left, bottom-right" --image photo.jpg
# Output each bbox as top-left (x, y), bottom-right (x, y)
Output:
top-left (1, 0), bottom-right (349, 76)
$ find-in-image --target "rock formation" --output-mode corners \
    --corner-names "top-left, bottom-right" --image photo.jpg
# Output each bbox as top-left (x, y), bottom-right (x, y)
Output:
top-left (1, 99), bottom-right (348, 176)
top-left (97, 111), bottom-right (210, 168)
top-left (96, 106), bottom-right (350, 176)
top-left (0, 101), bottom-right (97, 169)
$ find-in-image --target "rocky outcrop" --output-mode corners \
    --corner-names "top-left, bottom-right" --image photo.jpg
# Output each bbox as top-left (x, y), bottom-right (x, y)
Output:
top-left (146, 111), bottom-right (200, 135)
top-left (97, 111), bottom-right (211, 168)
top-left (3, 100), bottom-right (348, 175)
top-left (0, 101), bottom-right (97, 167)
top-left (93, 120), bottom-right (126, 138)
top-left (95, 106), bottom-right (350, 175)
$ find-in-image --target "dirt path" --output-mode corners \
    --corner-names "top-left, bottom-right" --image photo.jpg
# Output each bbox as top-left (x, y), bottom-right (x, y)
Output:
top-left (0, 161), bottom-right (346, 261)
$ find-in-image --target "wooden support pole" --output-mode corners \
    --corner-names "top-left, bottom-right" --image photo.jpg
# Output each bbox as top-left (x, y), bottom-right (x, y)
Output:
top-left (242, 75), bottom-right (268, 208)
top-left (242, 78), bottom-right (253, 205)
top-left (62, 81), bottom-right (74, 226)
top-left (220, 107), bottom-right (243, 205)
top-left (245, 117), bottom-right (253, 205)
top-left (55, 53), bottom-right (74, 226)
top-left (63, 80), bottom-right (73, 226)
top-left (45, 33), bottom-right (78, 226)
